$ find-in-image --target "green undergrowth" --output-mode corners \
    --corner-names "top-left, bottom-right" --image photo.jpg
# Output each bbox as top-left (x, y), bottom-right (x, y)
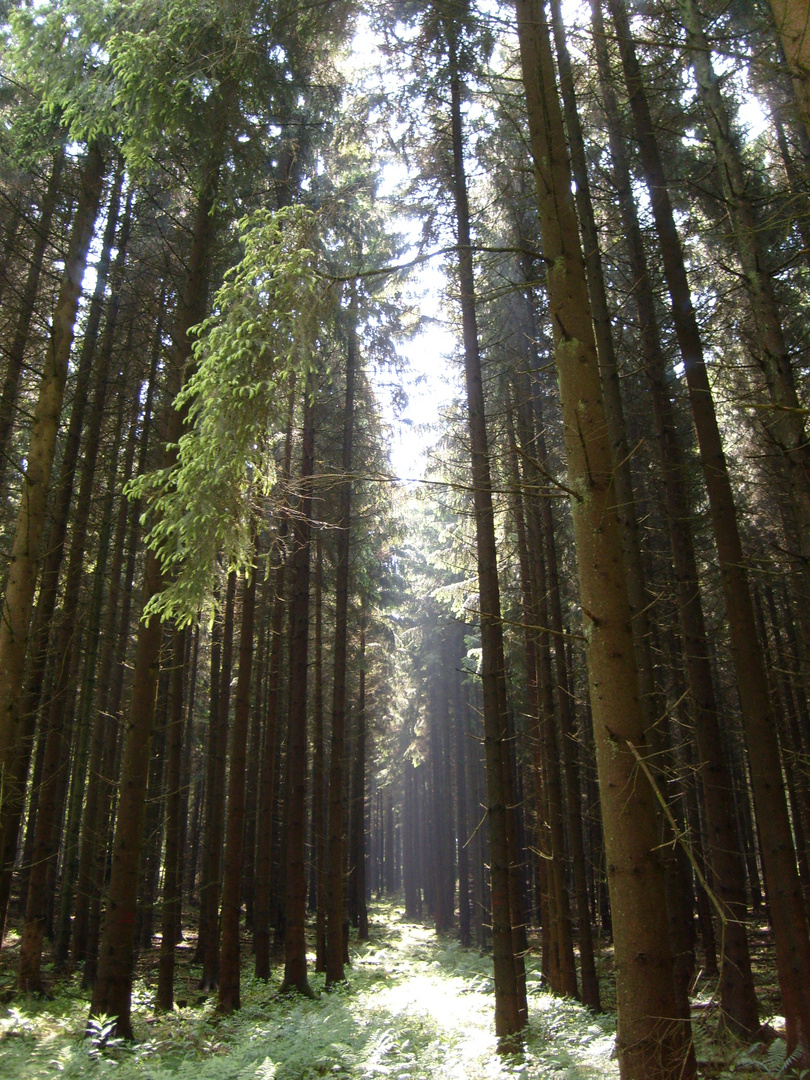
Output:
top-left (0, 904), bottom-right (794, 1079)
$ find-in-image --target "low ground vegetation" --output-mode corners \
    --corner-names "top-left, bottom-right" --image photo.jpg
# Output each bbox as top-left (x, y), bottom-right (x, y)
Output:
top-left (0, 903), bottom-right (794, 1079)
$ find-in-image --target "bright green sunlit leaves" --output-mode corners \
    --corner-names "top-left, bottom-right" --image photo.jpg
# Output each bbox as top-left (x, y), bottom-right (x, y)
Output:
top-left (130, 204), bottom-right (332, 626)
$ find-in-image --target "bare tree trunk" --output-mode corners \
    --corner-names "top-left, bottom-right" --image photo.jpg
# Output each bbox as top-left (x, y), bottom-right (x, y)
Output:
top-left (608, 0), bottom-right (810, 1051)
top-left (767, 0), bottom-right (810, 143)
top-left (0, 142), bottom-right (104, 867)
top-left (325, 311), bottom-right (358, 988)
top-left (313, 535), bottom-right (327, 971)
top-left (515, 4), bottom-right (695, 1075)
top-left (74, 329), bottom-right (161, 977)
top-left (589, 0), bottom-right (759, 1033)
top-left (254, 388), bottom-right (296, 979)
top-left (156, 629), bottom-right (187, 1010)
top-left (198, 570), bottom-right (237, 991)
top-left (281, 381), bottom-right (315, 996)
top-left (0, 152), bottom-right (63, 495)
top-left (89, 142), bottom-right (222, 1037)
top-left (218, 553), bottom-right (259, 1013)
top-left (444, 30), bottom-right (524, 1040)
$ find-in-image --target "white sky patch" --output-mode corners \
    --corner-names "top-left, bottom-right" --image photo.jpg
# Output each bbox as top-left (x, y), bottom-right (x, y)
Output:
top-left (738, 93), bottom-right (770, 141)
top-left (385, 258), bottom-right (458, 483)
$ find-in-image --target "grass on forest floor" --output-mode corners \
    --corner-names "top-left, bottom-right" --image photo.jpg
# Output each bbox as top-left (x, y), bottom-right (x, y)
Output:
top-left (0, 902), bottom-right (795, 1079)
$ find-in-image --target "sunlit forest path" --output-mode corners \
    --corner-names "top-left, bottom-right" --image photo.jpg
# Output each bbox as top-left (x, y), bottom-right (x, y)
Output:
top-left (0, 901), bottom-right (791, 1080)
top-left (0, 901), bottom-right (621, 1080)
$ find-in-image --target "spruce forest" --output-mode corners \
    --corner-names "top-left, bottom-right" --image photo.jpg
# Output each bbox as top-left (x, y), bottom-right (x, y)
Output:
top-left (1, 0), bottom-right (809, 1077)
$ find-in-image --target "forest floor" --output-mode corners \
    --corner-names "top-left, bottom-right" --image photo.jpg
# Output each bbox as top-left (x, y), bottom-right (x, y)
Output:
top-left (0, 901), bottom-right (793, 1079)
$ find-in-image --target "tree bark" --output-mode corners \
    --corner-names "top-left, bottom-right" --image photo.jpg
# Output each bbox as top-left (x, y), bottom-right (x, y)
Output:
top-left (89, 142), bottom-right (222, 1037)
top-left (218, 555), bottom-right (259, 1013)
top-left (607, 0), bottom-right (810, 1051)
top-left (515, 4), bottom-right (695, 1075)
top-left (445, 29), bottom-right (524, 1041)
top-left (325, 309), bottom-right (359, 987)
top-left (281, 381), bottom-right (315, 996)
top-left (767, 0), bottom-right (810, 143)
top-left (156, 629), bottom-right (187, 1010)
top-left (0, 142), bottom-right (104, 866)
top-left (0, 152), bottom-right (63, 495)
top-left (254, 388), bottom-right (296, 979)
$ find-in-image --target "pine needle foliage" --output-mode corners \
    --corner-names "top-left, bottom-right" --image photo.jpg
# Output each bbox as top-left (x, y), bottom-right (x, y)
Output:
top-left (129, 204), bottom-right (332, 625)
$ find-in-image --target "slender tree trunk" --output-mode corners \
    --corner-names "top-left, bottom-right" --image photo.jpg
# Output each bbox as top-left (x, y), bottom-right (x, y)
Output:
top-left (313, 535), bottom-right (327, 971)
top-left (588, 0), bottom-right (759, 1034)
top-left (608, 0), bottom-right (810, 1051)
top-left (454, 644), bottom-right (472, 948)
top-left (254, 389), bottom-right (296, 979)
top-left (767, 0), bottom-right (810, 143)
top-left (680, 0), bottom-right (810, 670)
top-left (89, 142), bottom-right (222, 1037)
top-left (444, 34), bottom-right (523, 1041)
top-left (325, 310), bottom-right (359, 987)
top-left (199, 570), bottom-right (237, 990)
top-left (218, 554), bottom-right (259, 1013)
top-left (72, 326), bottom-right (160, 972)
top-left (156, 629), bottom-right (187, 1010)
top-left (281, 382), bottom-right (315, 996)
top-left (0, 152), bottom-right (63, 495)
top-left (515, 4), bottom-right (695, 1075)
top-left (354, 597), bottom-right (368, 942)
top-left (18, 185), bottom-right (131, 990)
top-left (0, 142), bottom-right (105, 864)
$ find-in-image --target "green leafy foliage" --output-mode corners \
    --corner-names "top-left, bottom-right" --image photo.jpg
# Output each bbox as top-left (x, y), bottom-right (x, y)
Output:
top-left (0, 903), bottom-right (623, 1080)
top-left (129, 204), bottom-right (333, 624)
top-left (4, 0), bottom-right (123, 143)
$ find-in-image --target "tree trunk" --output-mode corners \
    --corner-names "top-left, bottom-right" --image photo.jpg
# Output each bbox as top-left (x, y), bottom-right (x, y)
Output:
top-left (198, 569), bottom-right (237, 991)
top-left (89, 143), bottom-right (222, 1037)
top-left (680, 0), bottom-right (810, 675)
top-left (281, 381), bottom-right (315, 996)
top-left (515, 4), bottom-right (695, 1075)
top-left (0, 152), bottom-right (63, 495)
top-left (325, 309), bottom-right (359, 987)
top-left (588, 0), bottom-right (759, 1034)
top-left (445, 31), bottom-right (524, 1041)
top-left (72, 323), bottom-right (161, 974)
top-left (313, 535), bottom-right (327, 971)
top-left (218, 554), bottom-right (259, 1013)
top-left (0, 142), bottom-right (105, 865)
top-left (254, 388), bottom-right (296, 979)
top-left (608, 0), bottom-right (810, 1051)
top-left (156, 629), bottom-right (187, 1010)
top-left (354, 597), bottom-right (368, 942)
top-left (767, 0), bottom-right (810, 143)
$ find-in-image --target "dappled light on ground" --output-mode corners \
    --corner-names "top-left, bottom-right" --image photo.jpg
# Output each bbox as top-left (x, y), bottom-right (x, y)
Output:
top-left (0, 905), bottom-right (620, 1080)
top-left (0, 906), bottom-right (791, 1078)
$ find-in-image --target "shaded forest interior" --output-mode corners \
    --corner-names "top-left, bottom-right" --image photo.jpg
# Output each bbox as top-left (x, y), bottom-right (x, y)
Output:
top-left (1, 1), bottom-right (810, 1078)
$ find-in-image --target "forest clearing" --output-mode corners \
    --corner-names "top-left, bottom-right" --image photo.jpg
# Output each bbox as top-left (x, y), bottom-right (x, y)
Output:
top-left (0, 903), bottom-right (792, 1079)
top-left (2, 1), bottom-right (810, 1078)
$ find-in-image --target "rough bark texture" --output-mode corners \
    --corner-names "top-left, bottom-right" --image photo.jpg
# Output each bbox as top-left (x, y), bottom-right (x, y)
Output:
top-left (254, 389), bottom-right (296, 979)
top-left (281, 385), bottom-right (315, 996)
top-left (89, 145), bottom-right (221, 1037)
top-left (590, 0), bottom-right (758, 1035)
top-left (0, 143), bottom-right (104, 859)
top-left (218, 560), bottom-right (259, 1013)
top-left (515, 3), bottom-right (695, 1076)
top-left (325, 312), bottom-right (358, 988)
top-left (445, 31), bottom-right (524, 1041)
top-left (768, 0), bottom-right (810, 142)
top-left (0, 153), bottom-right (63, 496)
top-left (608, 0), bottom-right (810, 1052)
top-left (156, 630), bottom-right (187, 1010)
